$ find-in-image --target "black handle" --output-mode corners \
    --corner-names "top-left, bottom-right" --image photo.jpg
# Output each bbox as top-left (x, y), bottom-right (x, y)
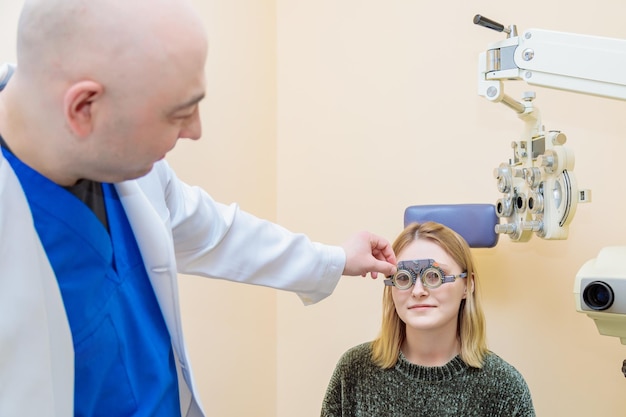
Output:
top-left (473, 14), bottom-right (505, 32)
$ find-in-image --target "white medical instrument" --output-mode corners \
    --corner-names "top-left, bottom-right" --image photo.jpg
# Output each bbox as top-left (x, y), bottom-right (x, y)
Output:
top-left (475, 15), bottom-right (626, 373)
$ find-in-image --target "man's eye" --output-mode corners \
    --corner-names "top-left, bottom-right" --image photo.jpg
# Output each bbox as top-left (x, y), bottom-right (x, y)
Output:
top-left (172, 106), bottom-right (198, 120)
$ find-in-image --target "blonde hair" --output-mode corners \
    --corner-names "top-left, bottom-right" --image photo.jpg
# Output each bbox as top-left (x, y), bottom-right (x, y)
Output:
top-left (371, 221), bottom-right (488, 368)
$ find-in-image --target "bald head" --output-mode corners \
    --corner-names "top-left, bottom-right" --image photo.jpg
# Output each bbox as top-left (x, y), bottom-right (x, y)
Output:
top-left (17, 0), bottom-right (207, 91)
top-left (0, 0), bottom-right (208, 185)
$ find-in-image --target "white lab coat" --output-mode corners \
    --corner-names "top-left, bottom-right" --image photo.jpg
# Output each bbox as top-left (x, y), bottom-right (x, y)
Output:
top-left (0, 155), bottom-right (345, 417)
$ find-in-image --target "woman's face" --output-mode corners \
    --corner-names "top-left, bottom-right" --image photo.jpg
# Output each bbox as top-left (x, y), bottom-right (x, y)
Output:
top-left (391, 239), bottom-right (468, 333)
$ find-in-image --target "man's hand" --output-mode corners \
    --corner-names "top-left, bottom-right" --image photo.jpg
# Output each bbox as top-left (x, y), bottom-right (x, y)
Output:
top-left (341, 231), bottom-right (397, 279)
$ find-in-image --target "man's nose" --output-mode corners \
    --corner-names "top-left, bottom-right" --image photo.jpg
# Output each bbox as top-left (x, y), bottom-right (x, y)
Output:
top-left (180, 111), bottom-right (202, 140)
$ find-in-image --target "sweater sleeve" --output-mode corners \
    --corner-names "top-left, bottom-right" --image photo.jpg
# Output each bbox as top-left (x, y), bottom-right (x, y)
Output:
top-left (484, 353), bottom-right (536, 417)
top-left (321, 343), bottom-right (373, 417)
top-left (321, 364), bottom-right (343, 417)
top-left (509, 370), bottom-right (536, 417)
top-left (321, 343), bottom-right (382, 417)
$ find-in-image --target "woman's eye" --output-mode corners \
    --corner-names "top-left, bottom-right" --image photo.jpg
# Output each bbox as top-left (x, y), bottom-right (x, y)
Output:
top-left (397, 276), bottom-right (410, 285)
top-left (394, 271), bottom-right (412, 287)
top-left (423, 270), bottom-right (441, 285)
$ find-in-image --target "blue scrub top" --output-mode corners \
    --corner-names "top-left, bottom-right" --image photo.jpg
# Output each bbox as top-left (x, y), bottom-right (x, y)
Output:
top-left (2, 147), bottom-right (181, 417)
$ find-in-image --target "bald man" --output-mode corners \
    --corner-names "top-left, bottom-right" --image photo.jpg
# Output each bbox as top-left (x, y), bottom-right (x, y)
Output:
top-left (0, 0), bottom-right (396, 416)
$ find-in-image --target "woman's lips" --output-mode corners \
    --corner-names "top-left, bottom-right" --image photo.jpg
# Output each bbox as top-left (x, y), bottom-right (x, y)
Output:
top-left (409, 304), bottom-right (435, 309)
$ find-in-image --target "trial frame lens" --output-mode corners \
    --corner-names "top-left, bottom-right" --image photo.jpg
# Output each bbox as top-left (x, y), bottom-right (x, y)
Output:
top-left (384, 259), bottom-right (467, 290)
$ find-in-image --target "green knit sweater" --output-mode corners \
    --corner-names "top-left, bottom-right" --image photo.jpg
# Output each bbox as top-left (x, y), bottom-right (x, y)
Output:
top-left (321, 342), bottom-right (535, 417)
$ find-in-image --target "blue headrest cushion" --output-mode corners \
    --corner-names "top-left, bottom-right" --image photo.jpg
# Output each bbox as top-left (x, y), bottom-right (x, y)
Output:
top-left (403, 204), bottom-right (498, 248)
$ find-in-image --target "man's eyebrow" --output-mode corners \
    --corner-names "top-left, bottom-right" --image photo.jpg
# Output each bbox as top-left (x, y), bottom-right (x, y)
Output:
top-left (168, 92), bottom-right (205, 114)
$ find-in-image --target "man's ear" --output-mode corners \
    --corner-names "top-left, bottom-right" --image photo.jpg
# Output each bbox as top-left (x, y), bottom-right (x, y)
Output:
top-left (63, 81), bottom-right (104, 138)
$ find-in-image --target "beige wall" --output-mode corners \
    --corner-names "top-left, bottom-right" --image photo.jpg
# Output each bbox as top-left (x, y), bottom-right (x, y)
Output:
top-left (174, 1), bottom-right (278, 416)
top-left (274, 1), bottom-right (626, 417)
top-left (3, 1), bottom-right (626, 416)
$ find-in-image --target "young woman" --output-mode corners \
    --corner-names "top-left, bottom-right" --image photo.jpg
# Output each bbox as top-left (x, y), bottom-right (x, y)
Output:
top-left (321, 221), bottom-right (535, 416)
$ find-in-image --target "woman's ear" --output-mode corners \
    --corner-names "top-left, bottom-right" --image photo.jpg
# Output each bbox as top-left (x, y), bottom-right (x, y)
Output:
top-left (63, 80), bottom-right (104, 138)
top-left (463, 273), bottom-right (476, 298)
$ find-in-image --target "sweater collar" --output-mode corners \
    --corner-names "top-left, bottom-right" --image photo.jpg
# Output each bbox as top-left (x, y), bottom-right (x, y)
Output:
top-left (395, 351), bottom-right (468, 382)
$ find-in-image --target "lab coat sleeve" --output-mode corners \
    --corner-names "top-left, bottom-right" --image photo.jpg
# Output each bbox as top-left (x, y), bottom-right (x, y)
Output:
top-left (151, 161), bottom-right (346, 305)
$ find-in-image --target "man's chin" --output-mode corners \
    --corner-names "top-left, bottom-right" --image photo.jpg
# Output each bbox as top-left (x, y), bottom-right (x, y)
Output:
top-left (119, 163), bottom-right (155, 182)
